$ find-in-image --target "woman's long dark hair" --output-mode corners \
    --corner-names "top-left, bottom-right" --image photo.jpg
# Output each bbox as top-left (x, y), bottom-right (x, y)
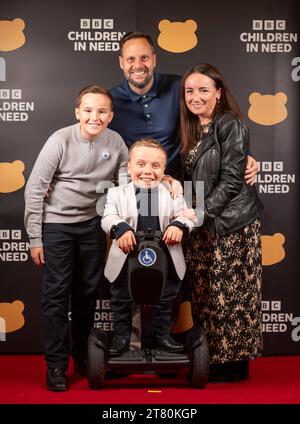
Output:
top-left (180, 64), bottom-right (243, 155)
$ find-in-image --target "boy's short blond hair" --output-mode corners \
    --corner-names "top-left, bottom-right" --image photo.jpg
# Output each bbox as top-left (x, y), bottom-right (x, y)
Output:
top-left (128, 138), bottom-right (167, 164)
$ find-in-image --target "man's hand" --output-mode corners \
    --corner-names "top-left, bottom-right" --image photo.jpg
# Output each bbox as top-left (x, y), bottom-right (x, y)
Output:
top-left (245, 155), bottom-right (258, 186)
top-left (175, 208), bottom-right (197, 223)
top-left (30, 247), bottom-right (45, 267)
top-left (163, 226), bottom-right (183, 245)
top-left (117, 230), bottom-right (137, 254)
top-left (162, 175), bottom-right (183, 199)
top-left (44, 184), bottom-right (53, 199)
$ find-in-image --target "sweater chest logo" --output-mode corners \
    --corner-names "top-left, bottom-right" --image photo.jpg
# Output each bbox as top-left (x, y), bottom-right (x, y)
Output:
top-left (102, 152), bottom-right (111, 160)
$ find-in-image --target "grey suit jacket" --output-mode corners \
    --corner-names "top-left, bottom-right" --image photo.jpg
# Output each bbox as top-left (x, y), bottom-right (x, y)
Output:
top-left (101, 182), bottom-right (194, 282)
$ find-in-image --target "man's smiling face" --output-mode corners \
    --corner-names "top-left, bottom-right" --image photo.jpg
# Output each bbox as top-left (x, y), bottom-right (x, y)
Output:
top-left (119, 37), bottom-right (156, 94)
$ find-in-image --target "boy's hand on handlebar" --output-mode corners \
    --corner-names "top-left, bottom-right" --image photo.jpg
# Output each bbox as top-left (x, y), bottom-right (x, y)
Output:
top-left (117, 230), bottom-right (136, 254)
top-left (163, 226), bottom-right (183, 245)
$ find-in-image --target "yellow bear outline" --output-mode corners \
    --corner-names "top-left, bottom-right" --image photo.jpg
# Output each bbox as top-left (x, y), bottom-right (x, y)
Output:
top-left (262, 233), bottom-right (285, 266)
top-left (158, 19), bottom-right (198, 53)
top-left (0, 300), bottom-right (25, 333)
top-left (171, 300), bottom-right (193, 333)
top-left (0, 160), bottom-right (25, 193)
top-left (0, 18), bottom-right (25, 52)
top-left (248, 92), bottom-right (287, 125)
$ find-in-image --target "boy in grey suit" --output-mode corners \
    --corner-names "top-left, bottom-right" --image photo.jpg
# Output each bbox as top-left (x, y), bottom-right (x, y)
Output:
top-left (102, 139), bottom-right (195, 356)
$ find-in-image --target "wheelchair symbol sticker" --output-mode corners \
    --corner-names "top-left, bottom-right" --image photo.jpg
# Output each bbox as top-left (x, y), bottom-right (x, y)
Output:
top-left (138, 248), bottom-right (157, 267)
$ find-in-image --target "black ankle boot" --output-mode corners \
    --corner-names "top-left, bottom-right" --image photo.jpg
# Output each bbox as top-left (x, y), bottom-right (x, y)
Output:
top-left (109, 335), bottom-right (129, 356)
top-left (152, 334), bottom-right (184, 353)
top-left (209, 363), bottom-right (236, 382)
top-left (235, 360), bottom-right (250, 380)
top-left (47, 368), bottom-right (68, 391)
top-left (209, 360), bottom-right (250, 382)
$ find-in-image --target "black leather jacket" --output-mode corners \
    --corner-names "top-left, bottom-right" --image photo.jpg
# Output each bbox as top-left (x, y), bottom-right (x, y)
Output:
top-left (188, 112), bottom-right (262, 236)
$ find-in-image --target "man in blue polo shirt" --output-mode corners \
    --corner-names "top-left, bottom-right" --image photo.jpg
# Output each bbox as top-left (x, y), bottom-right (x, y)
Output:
top-left (109, 31), bottom-right (258, 181)
top-left (109, 32), bottom-right (181, 177)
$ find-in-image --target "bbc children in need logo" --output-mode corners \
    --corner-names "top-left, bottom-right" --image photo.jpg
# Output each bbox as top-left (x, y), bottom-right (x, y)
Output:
top-left (255, 161), bottom-right (295, 195)
top-left (67, 18), bottom-right (126, 52)
top-left (0, 88), bottom-right (34, 122)
top-left (0, 230), bottom-right (30, 262)
top-left (240, 19), bottom-right (298, 53)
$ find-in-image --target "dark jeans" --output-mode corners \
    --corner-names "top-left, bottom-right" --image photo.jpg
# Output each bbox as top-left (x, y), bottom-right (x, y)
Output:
top-left (42, 216), bottom-right (106, 369)
top-left (110, 251), bottom-right (181, 342)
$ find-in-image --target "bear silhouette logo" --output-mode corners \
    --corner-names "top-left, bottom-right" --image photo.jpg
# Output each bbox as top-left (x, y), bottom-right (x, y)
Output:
top-left (262, 233), bottom-right (285, 266)
top-left (0, 300), bottom-right (25, 333)
top-left (158, 19), bottom-right (197, 53)
top-left (0, 18), bottom-right (26, 52)
top-left (248, 92), bottom-right (287, 125)
top-left (0, 160), bottom-right (25, 193)
top-left (171, 300), bottom-right (193, 333)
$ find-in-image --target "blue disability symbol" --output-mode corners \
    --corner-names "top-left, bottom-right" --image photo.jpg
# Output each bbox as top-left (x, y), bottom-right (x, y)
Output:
top-left (138, 248), bottom-right (157, 267)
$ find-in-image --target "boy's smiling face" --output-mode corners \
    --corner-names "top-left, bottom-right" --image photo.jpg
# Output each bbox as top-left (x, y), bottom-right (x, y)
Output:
top-left (128, 146), bottom-right (166, 188)
top-left (75, 93), bottom-right (113, 141)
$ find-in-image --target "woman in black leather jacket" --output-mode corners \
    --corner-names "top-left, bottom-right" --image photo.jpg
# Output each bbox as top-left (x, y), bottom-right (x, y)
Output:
top-left (180, 64), bottom-right (263, 382)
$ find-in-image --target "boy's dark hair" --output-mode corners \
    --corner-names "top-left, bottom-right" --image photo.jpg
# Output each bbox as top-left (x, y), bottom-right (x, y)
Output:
top-left (120, 32), bottom-right (155, 55)
top-left (128, 138), bottom-right (167, 163)
top-left (76, 85), bottom-right (113, 109)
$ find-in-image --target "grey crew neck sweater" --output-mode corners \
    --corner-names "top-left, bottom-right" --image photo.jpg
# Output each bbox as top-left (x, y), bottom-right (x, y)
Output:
top-left (24, 123), bottom-right (128, 247)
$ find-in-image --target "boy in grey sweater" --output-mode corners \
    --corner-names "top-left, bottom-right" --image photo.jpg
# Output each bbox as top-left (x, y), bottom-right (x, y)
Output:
top-left (24, 85), bottom-right (128, 391)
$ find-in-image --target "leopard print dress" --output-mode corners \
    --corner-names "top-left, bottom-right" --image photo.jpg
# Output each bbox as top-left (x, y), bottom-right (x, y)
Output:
top-left (185, 221), bottom-right (263, 364)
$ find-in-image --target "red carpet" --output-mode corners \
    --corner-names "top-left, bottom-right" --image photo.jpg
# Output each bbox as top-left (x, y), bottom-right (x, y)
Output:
top-left (0, 354), bottom-right (299, 404)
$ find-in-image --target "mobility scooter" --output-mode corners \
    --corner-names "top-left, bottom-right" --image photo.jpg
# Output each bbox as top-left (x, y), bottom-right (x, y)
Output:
top-left (86, 229), bottom-right (209, 389)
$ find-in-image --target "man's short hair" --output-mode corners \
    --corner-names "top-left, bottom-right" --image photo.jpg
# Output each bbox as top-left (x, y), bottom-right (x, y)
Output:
top-left (120, 32), bottom-right (155, 55)
top-left (76, 85), bottom-right (113, 109)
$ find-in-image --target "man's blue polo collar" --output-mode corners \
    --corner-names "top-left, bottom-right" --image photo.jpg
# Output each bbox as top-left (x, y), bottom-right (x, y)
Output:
top-left (124, 72), bottom-right (160, 102)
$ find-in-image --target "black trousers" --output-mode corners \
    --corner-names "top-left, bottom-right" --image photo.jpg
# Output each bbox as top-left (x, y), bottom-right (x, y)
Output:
top-left (42, 216), bottom-right (106, 369)
top-left (110, 252), bottom-right (181, 342)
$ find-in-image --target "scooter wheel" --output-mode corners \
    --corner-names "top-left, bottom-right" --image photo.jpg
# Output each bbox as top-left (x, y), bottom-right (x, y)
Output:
top-left (87, 332), bottom-right (105, 390)
top-left (191, 336), bottom-right (209, 388)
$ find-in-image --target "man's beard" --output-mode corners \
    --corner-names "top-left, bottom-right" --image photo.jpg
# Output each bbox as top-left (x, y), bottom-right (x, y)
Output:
top-left (127, 68), bottom-right (153, 89)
